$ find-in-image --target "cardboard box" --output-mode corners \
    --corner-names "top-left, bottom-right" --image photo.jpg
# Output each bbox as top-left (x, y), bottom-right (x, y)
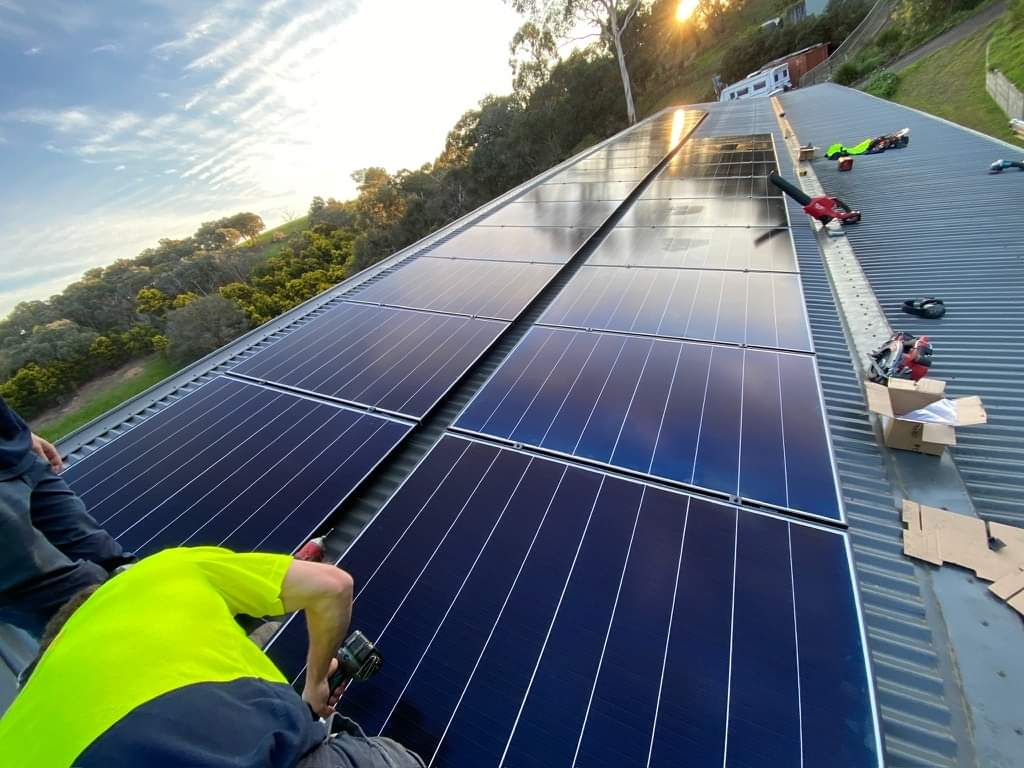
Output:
top-left (864, 378), bottom-right (987, 455)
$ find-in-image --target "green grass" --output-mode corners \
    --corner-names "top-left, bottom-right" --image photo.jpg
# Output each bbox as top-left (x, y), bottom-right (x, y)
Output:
top-left (988, 17), bottom-right (1024, 89)
top-left (250, 216), bottom-right (309, 246)
top-left (870, 24), bottom-right (1024, 145)
top-left (32, 355), bottom-right (180, 442)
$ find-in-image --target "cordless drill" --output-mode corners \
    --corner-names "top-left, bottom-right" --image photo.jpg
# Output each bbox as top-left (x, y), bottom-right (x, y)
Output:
top-left (328, 630), bottom-right (383, 691)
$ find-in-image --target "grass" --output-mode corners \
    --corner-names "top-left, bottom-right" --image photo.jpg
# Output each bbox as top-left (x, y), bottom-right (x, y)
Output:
top-left (250, 215), bottom-right (309, 247)
top-left (870, 24), bottom-right (1024, 145)
top-left (988, 16), bottom-right (1024, 88)
top-left (32, 355), bottom-right (180, 443)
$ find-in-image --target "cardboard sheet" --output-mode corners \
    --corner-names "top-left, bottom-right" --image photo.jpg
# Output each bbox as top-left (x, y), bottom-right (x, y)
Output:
top-left (902, 500), bottom-right (1024, 616)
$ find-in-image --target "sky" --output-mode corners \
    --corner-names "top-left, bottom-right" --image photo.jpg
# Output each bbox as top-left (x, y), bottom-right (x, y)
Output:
top-left (0, 0), bottom-right (525, 318)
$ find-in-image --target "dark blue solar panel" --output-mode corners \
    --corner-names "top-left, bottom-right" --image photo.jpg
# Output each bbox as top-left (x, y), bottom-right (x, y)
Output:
top-left (588, 227), bottom-right (796, 272)
top-left (350, 258), bottom-right (559, 320)
top-left (230, 303), bottom-right (506, 419)
top-left (619, 197), bottom-right (787, 227)
top-left (454, 326), bottom-right (841, 521)
top-left (61, 376), bottom-right (411, 556)
top-left (478, 201), bottom-right (619, 228)
top-left (541, 266), bottom-right (812, 352)
top-left (424, 226), bottom-right (594, 263)
top-left (265, 435), bottom-right (878, 767)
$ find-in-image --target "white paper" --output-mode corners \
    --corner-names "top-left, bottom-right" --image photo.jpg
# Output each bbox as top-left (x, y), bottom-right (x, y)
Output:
top-left (898, 399), bottom-right (960, 425)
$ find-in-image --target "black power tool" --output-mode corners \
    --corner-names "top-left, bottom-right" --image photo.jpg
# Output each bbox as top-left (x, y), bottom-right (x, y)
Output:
top-left (868, 332), bottom-right (934, 383)
top-left (328, 630), bottom-right (383, 691)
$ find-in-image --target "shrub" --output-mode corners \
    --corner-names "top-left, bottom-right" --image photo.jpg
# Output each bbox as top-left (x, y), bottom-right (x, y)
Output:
top-left (833, 61), bottom-right (863, 85)
top-left (864, 70), bottom-right (900, 99)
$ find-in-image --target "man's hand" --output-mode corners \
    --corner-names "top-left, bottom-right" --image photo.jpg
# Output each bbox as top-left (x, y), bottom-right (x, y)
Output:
top-left (31, 433), bottom-right (63, 473)
top-left (302, 657), bottom-right (348, 718)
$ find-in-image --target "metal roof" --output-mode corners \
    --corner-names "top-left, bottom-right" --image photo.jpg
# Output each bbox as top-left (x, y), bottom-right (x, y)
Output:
top-left (780, 83), bottom-right (1024, 529)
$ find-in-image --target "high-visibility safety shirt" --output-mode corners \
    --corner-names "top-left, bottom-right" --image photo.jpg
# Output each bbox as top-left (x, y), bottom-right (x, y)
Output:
top-left (0, 547), bottom-right (325, 767)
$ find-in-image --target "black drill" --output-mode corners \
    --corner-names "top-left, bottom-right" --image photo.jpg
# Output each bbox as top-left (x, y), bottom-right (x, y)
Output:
top-left (328, 630), bottom-right (383, 691)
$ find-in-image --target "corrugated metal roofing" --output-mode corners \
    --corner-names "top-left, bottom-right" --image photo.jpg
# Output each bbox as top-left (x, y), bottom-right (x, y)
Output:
top-left (780, 84), bottom-right (1024, 528)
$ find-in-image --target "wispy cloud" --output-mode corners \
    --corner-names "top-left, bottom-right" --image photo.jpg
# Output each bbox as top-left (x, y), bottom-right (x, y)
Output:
top-left (114, 164), bottom-right (126, 171)
top-left (91, 42), bottom-right (118, 53)
top-left (23, 45), bottom-right (40, 55)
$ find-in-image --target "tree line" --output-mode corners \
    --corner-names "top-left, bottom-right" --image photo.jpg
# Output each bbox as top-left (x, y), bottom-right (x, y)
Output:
top-left (1, 0), bottom-right (865, 421)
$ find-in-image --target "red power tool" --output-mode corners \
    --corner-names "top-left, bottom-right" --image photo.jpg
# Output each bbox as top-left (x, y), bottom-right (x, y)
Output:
top-left (868, 332), bottom-right (934, 383)
top-left (768, 171), bottom-right (861, 225)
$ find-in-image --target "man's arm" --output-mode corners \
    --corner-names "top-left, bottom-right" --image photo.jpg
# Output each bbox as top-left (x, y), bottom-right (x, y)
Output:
top-left (279, 560), bottom-right (354, 717)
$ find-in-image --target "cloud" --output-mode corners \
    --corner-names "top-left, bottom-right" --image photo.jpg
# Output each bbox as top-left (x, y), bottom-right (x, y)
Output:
top-left (91, 42), bottom-right (118, 53)
top-left (7, 107), bottom-right (94, 132)
top-left (23, 45), bottom-right (40, 55)
top-left (114, 164), bottom-right (126, 171)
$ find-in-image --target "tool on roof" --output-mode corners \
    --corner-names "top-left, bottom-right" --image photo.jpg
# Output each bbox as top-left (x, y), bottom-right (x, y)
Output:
top-left (868, 332), bottom-right (934, 383)
top-left (768, 171), bottom-right (861, 225)
top-left (902, 297), bottom-right (946, 319)
top-left (295, 536), bottom-right (327, 562)
top-left (328, 630), bottom-right (383, 691)
top-left (989, 159), bottom-right (1024, 174)
top-left (826, 128), bottom-right (910, 159)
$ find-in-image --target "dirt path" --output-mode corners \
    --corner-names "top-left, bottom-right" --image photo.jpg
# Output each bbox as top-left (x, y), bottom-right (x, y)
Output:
top-left (887, 1), bottom-right (1007, 73)
top-left (31, 359), bottom-right (148, 425)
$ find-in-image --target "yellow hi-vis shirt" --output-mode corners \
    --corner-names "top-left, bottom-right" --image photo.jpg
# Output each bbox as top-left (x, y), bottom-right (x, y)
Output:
top-left (0, 547), bottom-right (323, 768)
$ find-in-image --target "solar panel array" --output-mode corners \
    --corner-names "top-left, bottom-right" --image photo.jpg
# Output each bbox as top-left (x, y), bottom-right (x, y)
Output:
top-left (455, 134), bottom-right (839, 523)
top-left (263, 118), bottom-right (879, 767)
top-left (63, 110), bottom-right (879, 766)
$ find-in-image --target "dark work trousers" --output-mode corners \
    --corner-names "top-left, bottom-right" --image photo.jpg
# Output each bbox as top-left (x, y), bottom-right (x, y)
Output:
top-left (297, 714), bottom-right (426, 768)
top-left (0, 454), bottom-right (131, 639)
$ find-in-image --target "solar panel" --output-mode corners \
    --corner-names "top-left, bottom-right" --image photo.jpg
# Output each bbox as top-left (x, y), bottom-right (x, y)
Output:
top-left (230, 302), bottom-right (506, 418)
top-left (587, 226), bottom-right (795, 271)
top-left (547, 168), bottom-right (652, 183)
top-left (661, 160), bottom-right (779, 179)
top-left (644, 176), bottom-right (781, 198)
top-left (454, 326), bottom-right (841, 521)
top-left (478, 201), bottom-right (620, 227)
top-left (268, 435), bottom-right (879, 767)
top-left (517, 182), bottom-right (638, 203)
top-left (540, 265), bottom-right (812, 351)
top-left (61, 376), bottom-right (412, 556)
top-left (348, 258), bottom-right (559, 321)
top-left (619, 197), bottom-right (787, 227)
top-left (423, 226), bottom-right (594, 263)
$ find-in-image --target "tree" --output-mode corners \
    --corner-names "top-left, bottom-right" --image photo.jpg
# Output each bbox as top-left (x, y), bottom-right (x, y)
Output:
top-left (136, 287), bottom-right (172, 316)
top-left (222, 212), bottom-right (265, 242)
top-left (509, 0), bottom-right (645, 123)
top-left (165, 295), bottom-right (250, 364)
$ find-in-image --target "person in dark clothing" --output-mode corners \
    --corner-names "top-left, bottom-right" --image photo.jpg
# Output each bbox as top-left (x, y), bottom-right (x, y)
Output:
top-left (0, 546), bottom-right (425, 768)
top-left (0, 396), bottom-right (131, 638)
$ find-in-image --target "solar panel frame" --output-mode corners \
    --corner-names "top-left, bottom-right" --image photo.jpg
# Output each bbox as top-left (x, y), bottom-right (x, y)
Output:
top-left (539, 265), bottom-right (814, 352)
top-left (452, 325), bottom-right (843, 523)
top-left (229, 302), bottom-right (509, 419)
top-left (515, 182), bottom-right (638, 203)
top-left (61, 376), bottom-right (413, 557)
top-left (420, 225), bottom-right (596, 264)
top-left (618, 196), bottom-right (788, 228)
top-left (476, 200), bottom-right (622, 228)
top-left (347, 258), bottom-right (561, 321)
top-left (586, 226), bottom-right (797, 272)
top-left (264, 434), bottom-right (881, 767)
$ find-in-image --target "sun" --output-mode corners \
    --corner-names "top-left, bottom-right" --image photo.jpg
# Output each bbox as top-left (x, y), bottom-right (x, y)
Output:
top-left (675, 0), bottom-right (700, 22)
